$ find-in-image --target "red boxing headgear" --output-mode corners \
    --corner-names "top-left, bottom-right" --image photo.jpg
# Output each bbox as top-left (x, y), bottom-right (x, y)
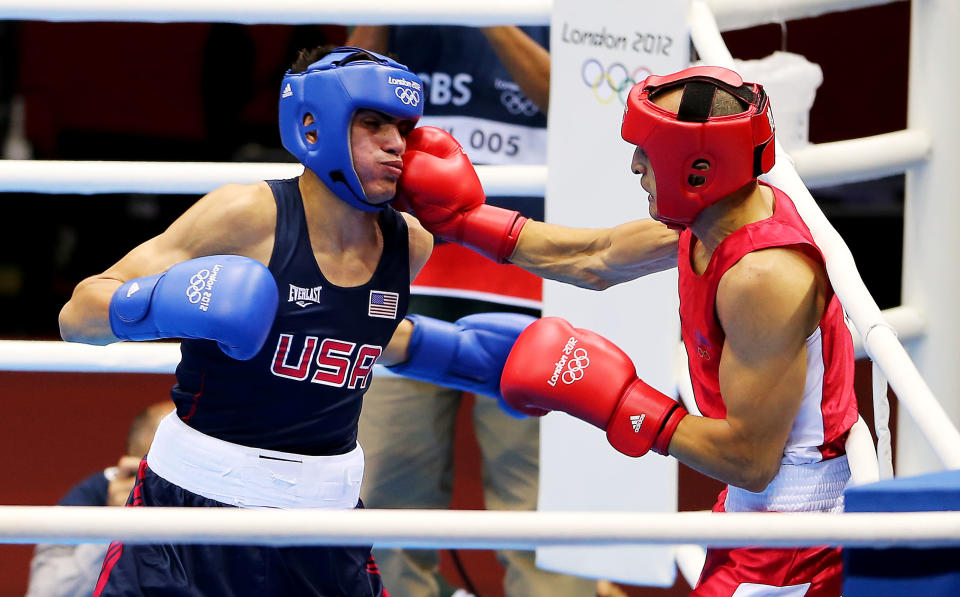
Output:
top-left (621, 66), bottom-right (776, 229)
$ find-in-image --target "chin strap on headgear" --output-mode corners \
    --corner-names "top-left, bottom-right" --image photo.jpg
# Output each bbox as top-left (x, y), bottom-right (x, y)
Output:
top-left (620, 66), bottom-right (776, 229)
top-left (278, 47), bottom-right (424, 212)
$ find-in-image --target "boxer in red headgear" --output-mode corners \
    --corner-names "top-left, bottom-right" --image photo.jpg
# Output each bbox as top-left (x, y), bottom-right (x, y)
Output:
top-left (398, 65), bottom-right (858, 595)
top-left (620, 66), bottom-right (776, 229)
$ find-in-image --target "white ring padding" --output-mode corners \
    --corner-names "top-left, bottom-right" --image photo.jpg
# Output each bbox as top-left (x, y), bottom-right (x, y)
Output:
top-left (0, 0), bottom-right (902, 30)
top-left (691, 0), bottom-right (960, 470)
top-left (872, 362), bottom-right (895, 480)
top-left (846, 417), bottom-right (881, 487)
top-left (674, 543), bottom-right (709, 589)
top-left (788, 130), bottom-right (931, 188)
top-left (845, 306), bottom-right (925, 361)
top-left (3, 507), bottom-right (960, 548)
top-left (0, 161), bottom-right (548, 198)
top-left (704, 0), bottom-right (907, 32)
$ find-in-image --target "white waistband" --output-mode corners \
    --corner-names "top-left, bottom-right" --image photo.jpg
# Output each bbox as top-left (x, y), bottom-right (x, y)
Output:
top-left (146, 413), bottom-right (364, 510)
top-left (724, 455), bottom-right (850, 513)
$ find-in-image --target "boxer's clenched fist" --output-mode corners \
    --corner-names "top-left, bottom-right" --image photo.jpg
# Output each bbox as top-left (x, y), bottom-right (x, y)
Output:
top-left (501, 317), bottom-right (687, 457)
top-left (399, 126), bottom-right (527, 263)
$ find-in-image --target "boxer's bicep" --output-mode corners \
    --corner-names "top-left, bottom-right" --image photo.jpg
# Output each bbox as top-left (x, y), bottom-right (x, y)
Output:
top-left (380, 318), bottom-right (414, 366)
top-left (59, 235), bottom-right (187, 344)
top-left (714, 251), bottom-right (820, 487)
top-left (162, 182), bottom-right (276, 264)
top-left (60, 183), bottom-right (275, 344)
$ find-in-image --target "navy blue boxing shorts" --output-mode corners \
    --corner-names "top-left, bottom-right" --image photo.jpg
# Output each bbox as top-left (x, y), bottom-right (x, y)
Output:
top-left (93, 460), bottom-right (388, 597)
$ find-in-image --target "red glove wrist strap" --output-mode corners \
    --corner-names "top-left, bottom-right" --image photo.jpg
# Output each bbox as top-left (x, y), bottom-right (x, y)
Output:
top-left (460, 205), bottom-right (528, 263)
top-left (652, 404), bottom-right (687, 456)
top-left (605, 379), bottom-right (688, 458)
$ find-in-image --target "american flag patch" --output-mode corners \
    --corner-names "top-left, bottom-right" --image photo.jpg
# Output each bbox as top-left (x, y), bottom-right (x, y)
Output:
top-left (368, 290), bottom-right (399, 319)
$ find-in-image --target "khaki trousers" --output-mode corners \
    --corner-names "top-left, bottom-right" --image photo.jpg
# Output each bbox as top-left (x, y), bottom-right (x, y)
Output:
top-left (359, 376), bottom-right (595, 597)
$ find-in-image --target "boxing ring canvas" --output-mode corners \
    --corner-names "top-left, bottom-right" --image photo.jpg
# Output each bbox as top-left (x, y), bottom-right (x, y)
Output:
top-left (536, 0), bottom-right (689, 585)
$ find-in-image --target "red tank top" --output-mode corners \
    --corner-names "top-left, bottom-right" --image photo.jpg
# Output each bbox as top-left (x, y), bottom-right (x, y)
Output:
top-left (677, 184), bottom-right (859, 463)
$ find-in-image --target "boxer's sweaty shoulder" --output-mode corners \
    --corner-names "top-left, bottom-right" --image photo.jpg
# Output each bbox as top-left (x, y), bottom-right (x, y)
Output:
top-left (161, 181), bottom-right (277, 264)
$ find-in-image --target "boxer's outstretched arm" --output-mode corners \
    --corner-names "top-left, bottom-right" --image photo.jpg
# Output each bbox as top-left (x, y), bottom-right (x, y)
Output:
top-left (59, 183), bottom-right (275, 345)
top-left (667, 247), bottom-right (826, 491)
top-left (508, 218), bottom-right (679, 290)
top-left (399, 126), bottom-right (678, 288)
top-left (382, 313), bottom-right (536, 417)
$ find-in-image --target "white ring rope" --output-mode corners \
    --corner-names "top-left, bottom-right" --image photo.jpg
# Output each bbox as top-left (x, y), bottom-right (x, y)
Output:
top-left (3, 507), bottom-right (960, 548)
top-left (0, 161), bottom-right (548, 198)
top-left (690, 0), bottom-right (960, 469)
top-left (0, 0), bottom-right (903, 30)
top-left (0, 304), bottom-right (923, 374)
top-left (0, 133), bottom-right (926, 196)
top-left (787, 130), bottom-right (930, 188)
top-left (0, 0), bottom-right (554, 26)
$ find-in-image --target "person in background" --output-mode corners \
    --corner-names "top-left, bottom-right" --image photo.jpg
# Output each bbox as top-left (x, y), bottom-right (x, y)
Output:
top-left (25, 402), bottom-right (172, 597)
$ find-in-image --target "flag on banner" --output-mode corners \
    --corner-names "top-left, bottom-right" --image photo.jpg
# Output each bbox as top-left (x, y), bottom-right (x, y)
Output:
top-left (368, 290), bottom-right (399, 319)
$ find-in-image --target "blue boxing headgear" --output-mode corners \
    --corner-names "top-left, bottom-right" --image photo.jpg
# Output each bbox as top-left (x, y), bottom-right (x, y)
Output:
top-left (278, 47), bottom-right (424, 211)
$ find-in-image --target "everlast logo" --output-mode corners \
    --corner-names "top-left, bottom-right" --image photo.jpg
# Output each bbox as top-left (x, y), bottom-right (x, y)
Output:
top-left (388, 76), bottom-right (422, 91)
top-left (288, 284), bottom-right (322, 308)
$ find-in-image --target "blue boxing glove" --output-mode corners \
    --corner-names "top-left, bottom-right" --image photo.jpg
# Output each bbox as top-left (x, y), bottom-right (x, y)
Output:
top-left (387, 312), bottom-right (536, 418)
top-left (109, 255), bottom-right (279, 360)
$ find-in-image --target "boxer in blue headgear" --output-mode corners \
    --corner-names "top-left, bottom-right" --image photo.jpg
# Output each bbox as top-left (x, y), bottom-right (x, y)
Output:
top-left (279, 47), bottom-right (424, 211)
top-left (61, 43), bottom-right (535, 597)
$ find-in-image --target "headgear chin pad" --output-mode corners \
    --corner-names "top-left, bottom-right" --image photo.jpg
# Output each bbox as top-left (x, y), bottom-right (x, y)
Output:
top-left (620, 65), bottom-right (776, 229)
top-left (278, 47), bottom-right (424, 212)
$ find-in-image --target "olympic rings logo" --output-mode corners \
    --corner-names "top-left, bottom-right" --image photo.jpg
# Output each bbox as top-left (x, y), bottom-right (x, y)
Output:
top-left (185, 269), bottom-right (211, 304)
top-left (500, 90), bottom-right (539, 116)
top-left (395, 87), bottom-right (421, 106)
top-left (580, 59), bottom-right (651, 105)
top-left (561, 348), bottom-right (591, 384)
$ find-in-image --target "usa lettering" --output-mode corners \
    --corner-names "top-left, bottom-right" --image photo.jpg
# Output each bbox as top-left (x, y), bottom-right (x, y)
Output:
top-left (270, 334), bottom-right (382, 390)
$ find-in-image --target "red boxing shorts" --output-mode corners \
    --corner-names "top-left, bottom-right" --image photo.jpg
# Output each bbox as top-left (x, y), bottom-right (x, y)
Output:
top-left (692, 488), bottom-right (843, 597)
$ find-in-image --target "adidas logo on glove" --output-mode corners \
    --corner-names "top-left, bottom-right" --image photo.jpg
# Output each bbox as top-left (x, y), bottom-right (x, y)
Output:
top-left (630, 414), bottom-right (645, 433)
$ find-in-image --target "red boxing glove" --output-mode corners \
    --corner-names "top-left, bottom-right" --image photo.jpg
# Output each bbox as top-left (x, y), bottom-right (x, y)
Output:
top-left (399, 126), bottom-right (527, 263)
top-left (501, 317), bottom-right (687, 457)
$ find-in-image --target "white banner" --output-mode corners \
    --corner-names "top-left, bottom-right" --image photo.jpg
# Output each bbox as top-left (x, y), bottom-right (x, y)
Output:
top-left (418, 115), bottom-right (547, 165)
top-left (538, 0), bottom-right (690, 586)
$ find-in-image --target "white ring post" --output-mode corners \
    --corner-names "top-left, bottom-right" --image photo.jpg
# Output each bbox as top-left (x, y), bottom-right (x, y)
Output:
top-left (898, 0), bottom-right (960, 476)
